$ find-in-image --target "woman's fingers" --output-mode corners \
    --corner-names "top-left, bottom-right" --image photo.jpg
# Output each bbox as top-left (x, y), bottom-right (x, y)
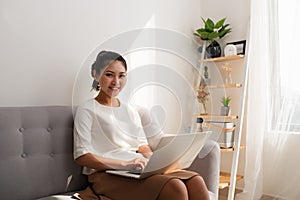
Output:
top-left (132, 157), bottom-right (148, 171)
top-left (135, 157), bottom-right (148, 166)
top-left (124, 157), bottom-right (148, 171)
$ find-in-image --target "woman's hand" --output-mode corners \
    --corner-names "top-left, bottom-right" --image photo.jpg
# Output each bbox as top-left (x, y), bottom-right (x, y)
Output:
top-left (123, 157), bottom-right (148, 172)
top-left (137, 145), bottom-right (153, 159)
top-left (76, 153), bottom-right (149, 172)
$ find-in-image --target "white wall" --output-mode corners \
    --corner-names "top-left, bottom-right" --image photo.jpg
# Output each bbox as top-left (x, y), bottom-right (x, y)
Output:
top-left (0, 0), bottom-right (201, 107)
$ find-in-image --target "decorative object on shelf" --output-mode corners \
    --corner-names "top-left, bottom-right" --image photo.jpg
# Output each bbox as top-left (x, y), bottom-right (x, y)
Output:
top-left (203, 66), bottom-right (211, 85)
top-left (195, 117), bottom-right (204, 132)
top-left (226, 40), bottom-right (246, 55)
top-left (221, 62), bottom-right (233, 84)
top-left (220, 96), bottom-right (231, 116)
top-left (205, 121), bottom-right (235, 148)
top-left (194, 18), bottom-right (232, 58)
top-left (224, 44), bottom-right (237, 56)
top-left (197, 80), bottom-right (210, 115)
top-left (206, 41), bottom-right (222, 58)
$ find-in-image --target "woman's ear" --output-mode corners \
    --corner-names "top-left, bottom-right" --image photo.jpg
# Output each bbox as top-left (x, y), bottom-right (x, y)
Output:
top-left (92, 69), bottom-right (99, 80)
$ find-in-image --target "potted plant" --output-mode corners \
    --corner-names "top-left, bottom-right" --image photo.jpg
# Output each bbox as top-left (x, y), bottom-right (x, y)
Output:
top-left (194, 18), bottom-right (231, 58)
top-left (220, 96), bottom-right (231, 116)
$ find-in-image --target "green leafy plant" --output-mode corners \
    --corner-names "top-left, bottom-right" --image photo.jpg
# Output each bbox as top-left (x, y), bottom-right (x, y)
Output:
top-left (194, 18), bottom-right (231, 45)
top-left (221, 96), bottom-right (231, 107)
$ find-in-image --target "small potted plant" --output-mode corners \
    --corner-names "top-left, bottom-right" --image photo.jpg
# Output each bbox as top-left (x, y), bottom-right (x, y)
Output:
top-left (194, 18), bottom-right (231, 58)
top-left (220, 96), bottom-right (231, 116)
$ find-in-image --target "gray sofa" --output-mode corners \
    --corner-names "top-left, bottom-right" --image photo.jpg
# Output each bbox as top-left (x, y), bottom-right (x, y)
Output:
top-left (0, 106), bottom-right (220, 200)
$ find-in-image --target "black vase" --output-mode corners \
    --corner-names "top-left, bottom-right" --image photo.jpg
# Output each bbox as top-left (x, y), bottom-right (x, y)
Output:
top-left (206, 41), bottom-right (221, 58)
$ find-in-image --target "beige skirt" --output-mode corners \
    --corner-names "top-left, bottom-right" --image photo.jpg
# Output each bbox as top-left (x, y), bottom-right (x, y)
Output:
top-left (78, 170), bottom-right (199, 200)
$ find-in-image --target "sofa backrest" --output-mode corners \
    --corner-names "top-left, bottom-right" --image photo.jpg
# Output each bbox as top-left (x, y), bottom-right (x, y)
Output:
top-left (0, 106), bottom-right (88, 200)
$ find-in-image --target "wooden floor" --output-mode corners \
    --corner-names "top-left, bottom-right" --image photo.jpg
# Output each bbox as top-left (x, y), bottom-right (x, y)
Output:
top-left (219, 188), bottom-right (285, 200)
top-left (218, 188), bottom-right (241, 200)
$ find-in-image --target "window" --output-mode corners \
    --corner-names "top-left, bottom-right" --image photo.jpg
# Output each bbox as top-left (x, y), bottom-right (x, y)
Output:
top-left (274, 0), bottom-right (300, 132)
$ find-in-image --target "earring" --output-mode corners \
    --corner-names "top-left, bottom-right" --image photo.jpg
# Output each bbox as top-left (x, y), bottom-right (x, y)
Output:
top-left (92, 79), bottom-right (100, 91)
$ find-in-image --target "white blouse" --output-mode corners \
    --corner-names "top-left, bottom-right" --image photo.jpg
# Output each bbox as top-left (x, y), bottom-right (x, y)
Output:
top-left (73, 99), bottom-right (148, 175)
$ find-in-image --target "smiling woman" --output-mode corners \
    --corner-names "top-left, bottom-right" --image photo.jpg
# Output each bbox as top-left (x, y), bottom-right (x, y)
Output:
top-left (72, 50), bottom-right (210, 200)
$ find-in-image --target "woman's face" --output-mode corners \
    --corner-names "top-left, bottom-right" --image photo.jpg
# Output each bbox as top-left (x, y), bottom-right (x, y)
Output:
top-left (97, 60), bottom-right (127, 98)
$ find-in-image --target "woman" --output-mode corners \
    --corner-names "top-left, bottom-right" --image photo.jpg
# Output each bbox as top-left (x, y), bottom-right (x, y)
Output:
top-left (73, 50), bottom-right (210, 200)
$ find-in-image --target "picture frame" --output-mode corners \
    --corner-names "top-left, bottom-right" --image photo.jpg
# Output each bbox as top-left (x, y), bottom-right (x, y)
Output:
top-left (226, 40), bottom-right (246, 55)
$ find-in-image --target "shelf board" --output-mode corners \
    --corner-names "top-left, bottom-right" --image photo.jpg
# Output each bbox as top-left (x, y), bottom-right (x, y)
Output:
top-left (195, 115), bottom-right (238, 120)
top-left (221, 145), bottom-right (246, 152)
top-left (195, 83), bottom-right (242, 90)
top-left (200, 55), bottom-right (244, 63)
top-left (219, 172), bottom-right (243, 189)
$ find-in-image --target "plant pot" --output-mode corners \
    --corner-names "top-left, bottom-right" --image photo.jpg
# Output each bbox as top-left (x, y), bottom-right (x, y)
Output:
top-left (208, 121), bottom-right (235, 148)
top-left (220, 106), bottom-right (230, 116)
top-left (206, 41), bottom-right (221, 58)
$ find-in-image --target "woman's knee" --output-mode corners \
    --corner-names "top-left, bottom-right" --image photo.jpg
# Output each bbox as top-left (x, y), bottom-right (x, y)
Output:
top-left (187, 175), bottom-right (208, 190)
top-left (191, 175), bottom-right (206, 185)
top-left (186, 176), bottom-right (210, 200)
top-left (158, 179), bottom-right (188, 200)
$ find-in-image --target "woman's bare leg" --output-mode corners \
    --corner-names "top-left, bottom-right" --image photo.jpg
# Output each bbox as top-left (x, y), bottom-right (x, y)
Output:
top-left (185, 175), bottom-right (210, 200)
top-left (157, 179), bottom-right (189, 200)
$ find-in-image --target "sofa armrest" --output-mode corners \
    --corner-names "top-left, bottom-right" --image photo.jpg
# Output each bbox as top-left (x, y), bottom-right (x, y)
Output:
top-left (187, 139), bottom-right (220, 196)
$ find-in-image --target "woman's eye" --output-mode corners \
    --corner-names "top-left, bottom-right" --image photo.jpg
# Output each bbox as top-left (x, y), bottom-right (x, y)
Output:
top-left (105, 73), bottom-right (113, 77)
top-left (120, 74), bottom-right (127, 78)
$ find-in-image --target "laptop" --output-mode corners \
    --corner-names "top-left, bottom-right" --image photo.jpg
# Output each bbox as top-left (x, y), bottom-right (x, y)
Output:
top-left (106, 131), bottom-right (211, 179)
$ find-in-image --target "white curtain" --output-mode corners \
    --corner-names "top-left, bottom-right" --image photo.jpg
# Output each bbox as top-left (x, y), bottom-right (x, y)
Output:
top-left (237, 0), bottom-right (300, 199)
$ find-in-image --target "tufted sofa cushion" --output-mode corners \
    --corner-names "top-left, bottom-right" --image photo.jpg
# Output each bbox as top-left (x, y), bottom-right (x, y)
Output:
top-left (0, 106), bottom-right (87, 200)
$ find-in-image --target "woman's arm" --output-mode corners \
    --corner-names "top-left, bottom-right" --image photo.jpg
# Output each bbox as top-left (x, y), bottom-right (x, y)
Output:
top-left (75, 153), bottom-right (148, 171)
top-left (137, 145), bottom-right (153, 159)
